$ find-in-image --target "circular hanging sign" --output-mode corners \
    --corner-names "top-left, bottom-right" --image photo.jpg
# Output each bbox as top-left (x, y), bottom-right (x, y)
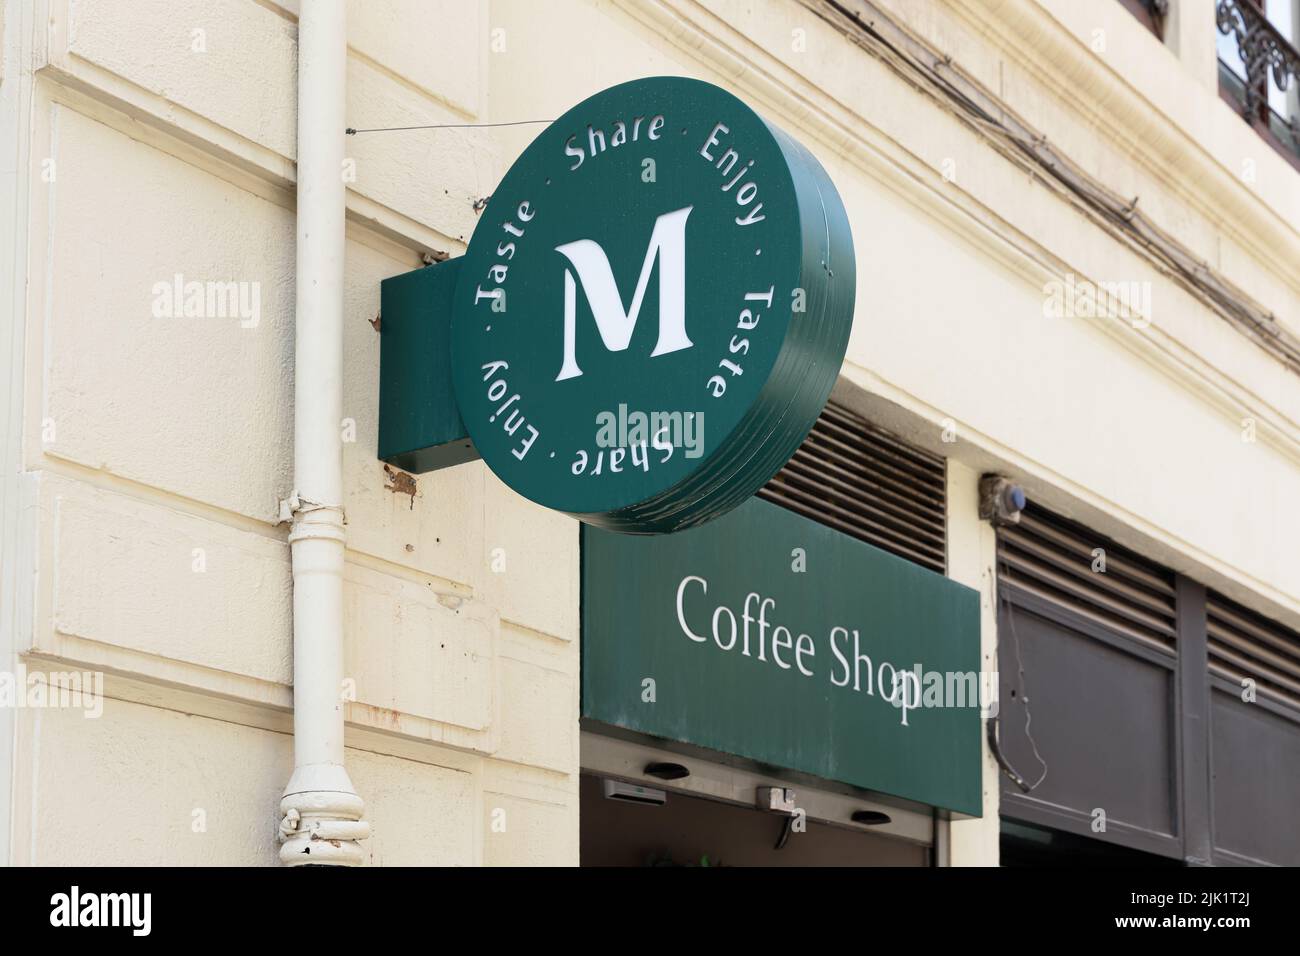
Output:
top-left (450, 76), bottom-right (855, 533)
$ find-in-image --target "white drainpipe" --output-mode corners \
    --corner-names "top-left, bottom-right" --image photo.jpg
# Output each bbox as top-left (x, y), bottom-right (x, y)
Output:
top-left (277, 0), bottom-right (370, 866)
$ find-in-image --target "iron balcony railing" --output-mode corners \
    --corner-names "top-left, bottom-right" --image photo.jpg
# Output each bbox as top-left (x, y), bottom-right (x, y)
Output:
top-left (1217, 0), bottom-right (1300, 141)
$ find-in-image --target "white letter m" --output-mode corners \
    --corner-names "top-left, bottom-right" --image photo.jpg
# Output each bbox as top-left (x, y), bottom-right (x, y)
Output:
top-left (553, 206), bottom-right (693, 381)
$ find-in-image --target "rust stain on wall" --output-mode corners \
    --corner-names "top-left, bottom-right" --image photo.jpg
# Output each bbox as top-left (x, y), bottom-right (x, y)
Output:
top-left (383, 464), bottom-right (418, 509)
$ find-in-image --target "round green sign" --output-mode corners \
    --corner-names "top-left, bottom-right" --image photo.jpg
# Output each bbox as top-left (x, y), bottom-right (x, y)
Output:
top-left (450, 76), bottom-right (855, 533)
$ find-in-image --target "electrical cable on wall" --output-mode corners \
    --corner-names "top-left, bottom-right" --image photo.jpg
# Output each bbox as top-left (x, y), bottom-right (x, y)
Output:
top-left (988, 560), bottom-right (1049, 794)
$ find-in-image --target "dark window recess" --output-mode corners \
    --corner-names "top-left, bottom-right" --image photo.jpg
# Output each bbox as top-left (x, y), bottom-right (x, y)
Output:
top-left (1116, 0), bottom-right (1166, 39)
top-left (1217, 0), bottom-right (1300, 169)
top-left (997, 505), bottom-right (1177, 656)
top-left (758, 401), bottom-right (946, 573)
top-left (1000, 820), bottom-right (1181, 868)
top-left (1207, 591), bottom-right (1300, 710)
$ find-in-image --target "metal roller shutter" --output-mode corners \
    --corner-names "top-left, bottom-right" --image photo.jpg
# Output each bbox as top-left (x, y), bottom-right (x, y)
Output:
top-left (758, 401), bottom-right (947, 573)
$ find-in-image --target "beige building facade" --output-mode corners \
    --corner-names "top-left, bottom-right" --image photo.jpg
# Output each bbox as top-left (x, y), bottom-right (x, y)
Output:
top-left (1, 0), bottom-right (1298, 865)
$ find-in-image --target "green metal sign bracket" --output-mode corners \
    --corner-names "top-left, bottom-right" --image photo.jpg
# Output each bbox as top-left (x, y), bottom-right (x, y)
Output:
top-left (377, 258), bottom-right (478, 473)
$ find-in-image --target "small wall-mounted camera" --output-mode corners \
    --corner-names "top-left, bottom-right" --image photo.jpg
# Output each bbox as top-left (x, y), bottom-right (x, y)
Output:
top-left (979, 474), bottom-right (1027, 526)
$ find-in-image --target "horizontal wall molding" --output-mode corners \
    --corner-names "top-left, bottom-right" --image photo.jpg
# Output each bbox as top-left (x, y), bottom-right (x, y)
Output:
top-left (614, 0), bottom-right (1300, 463)
top-left (33, 0), bottom-right (470, 261)
top-left (952, 0), bottom-right (1300, 299)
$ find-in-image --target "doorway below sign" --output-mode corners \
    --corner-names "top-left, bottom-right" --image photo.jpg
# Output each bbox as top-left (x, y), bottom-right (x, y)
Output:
top-left (580, 774), bottom-right (926, 866)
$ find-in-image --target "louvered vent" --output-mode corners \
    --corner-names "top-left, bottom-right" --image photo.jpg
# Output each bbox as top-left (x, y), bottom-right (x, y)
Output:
top-left (997, 506), bottom-right (1177, 655)
top-left (1206, 593), bottom-right (1300, 711)
top-left (757, 401), bottom-right (946, 573)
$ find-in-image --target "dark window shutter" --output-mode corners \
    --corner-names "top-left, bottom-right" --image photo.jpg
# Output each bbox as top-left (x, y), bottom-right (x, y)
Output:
top-left (1206, 591), bottom-right (1300, 710)
top-left (997, 505), bottom-right (1177, 655)
top-left (758, 401), bottom-right (946, 573)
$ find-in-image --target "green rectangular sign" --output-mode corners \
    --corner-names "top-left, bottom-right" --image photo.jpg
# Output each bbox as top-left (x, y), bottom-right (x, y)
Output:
top-left (582, 497), bottom-right (983, 816)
